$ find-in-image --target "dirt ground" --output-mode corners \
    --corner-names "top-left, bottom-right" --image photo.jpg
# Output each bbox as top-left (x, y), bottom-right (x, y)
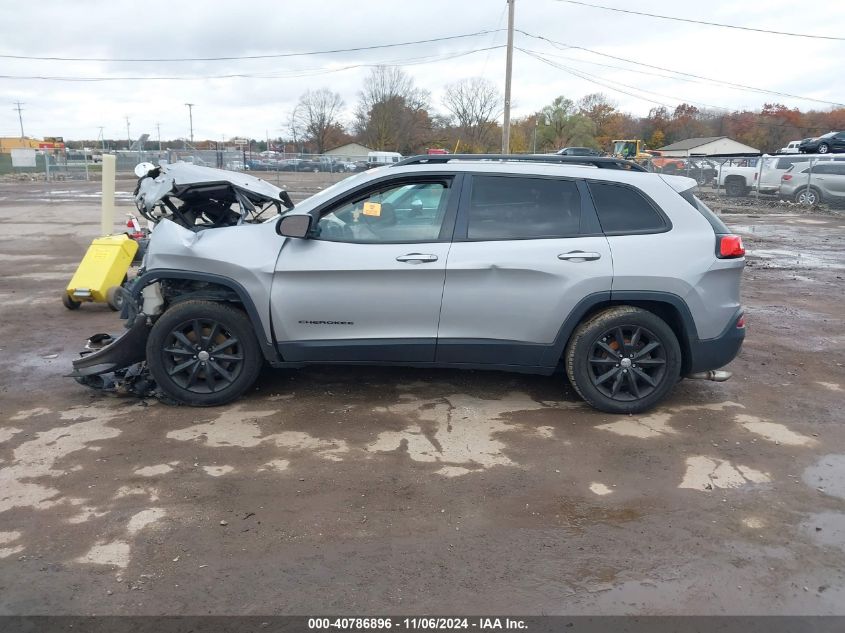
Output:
top-left (0, 173), bottom-right (844, 615)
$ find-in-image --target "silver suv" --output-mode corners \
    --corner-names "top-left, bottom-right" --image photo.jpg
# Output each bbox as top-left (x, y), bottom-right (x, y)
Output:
top-left (779, 160), bottom-right (845, 205)
top-left (71, 155), bottom-right (746, 414)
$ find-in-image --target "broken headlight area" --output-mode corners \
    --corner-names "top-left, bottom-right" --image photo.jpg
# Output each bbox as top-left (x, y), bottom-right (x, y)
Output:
top-left (133, 161), bottom-right (294, 230)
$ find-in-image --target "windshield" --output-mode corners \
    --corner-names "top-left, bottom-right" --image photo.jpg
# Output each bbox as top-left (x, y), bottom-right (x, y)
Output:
top-left (278, 170), bottom-right (376, 216)
top-left (613, 141), bottom-right (637, 157)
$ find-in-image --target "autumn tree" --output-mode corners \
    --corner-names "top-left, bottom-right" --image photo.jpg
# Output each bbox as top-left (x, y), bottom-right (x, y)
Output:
top-left (536, 96), bottom-right (596, 151)
top-left (442, 77), bottom-right (502, 152)
top-left (290, 88), bottom-right (345, 154)
top-left (577, 93), bottom-right (617, 147)
top-left (354, 66), bottom-right (432, 153)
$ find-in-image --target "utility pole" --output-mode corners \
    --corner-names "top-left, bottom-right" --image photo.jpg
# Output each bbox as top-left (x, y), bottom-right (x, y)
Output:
top-left (13, 101), bottom-right (25, 138)
top-left (185, 103), bottom-right (195, 145)
top-left (125, 116), bottom-right (131, 149)
top-left (156, 122), bottom-right (162, 152)
top-left (97, 126), bottom-right (105, 151)
top-left (501, 0), bottom-right (515, 154)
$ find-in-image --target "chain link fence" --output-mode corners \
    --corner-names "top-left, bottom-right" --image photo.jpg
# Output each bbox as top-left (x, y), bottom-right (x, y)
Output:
top-left (630, 153), bottom-right (845, 209)
top-left (3, 148), bottom-right (843, 209)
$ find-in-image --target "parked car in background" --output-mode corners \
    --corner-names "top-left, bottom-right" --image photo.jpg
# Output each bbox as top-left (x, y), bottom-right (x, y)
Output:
top-left (557, 147), bottom-right (601, 156)
top-left (779, 160), bottom-right (845, 205)
top-left (367, 151), bottom-right (402, 168)
top-left (779, 140), bottom-right (802, 154)
top-left (246, 159), bottom-right (269, 171)
top-left (684, 159), bottom-right (717, 186)
top-left (799, 131), bottom-right (845, 154)
top-left (758, 154), bottom-right (845, 193)
top-left (644, 150), bottom-right (686, 174)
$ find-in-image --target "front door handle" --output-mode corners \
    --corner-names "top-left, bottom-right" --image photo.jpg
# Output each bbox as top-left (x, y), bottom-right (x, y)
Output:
top-left (396, 253), bottom-right (438, 263)
top-left (558, 251), bottom-right (601, 261)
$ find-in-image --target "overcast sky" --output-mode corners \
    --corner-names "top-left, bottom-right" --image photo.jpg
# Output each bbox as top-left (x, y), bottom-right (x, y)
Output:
top-left (1, 0), bottom-right (842, 143)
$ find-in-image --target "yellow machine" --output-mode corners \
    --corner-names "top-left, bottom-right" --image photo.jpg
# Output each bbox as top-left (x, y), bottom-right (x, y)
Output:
top-left (611, 139), bottom-right (652, 160)
top-left (63, 235), bottom-right (138, 311)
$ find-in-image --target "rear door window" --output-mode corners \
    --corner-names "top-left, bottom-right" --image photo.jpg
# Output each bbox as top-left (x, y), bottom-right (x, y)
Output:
top-left (466, 176), bottom-right (581, 240)
top-left (587, 181), bottom-right (668, 234)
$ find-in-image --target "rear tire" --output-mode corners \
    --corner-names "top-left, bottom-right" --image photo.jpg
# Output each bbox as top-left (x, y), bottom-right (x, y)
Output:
top-left (725, 178), bottom-right (745, 197)
top-left (565, 306), bottom-right (682, 414)
top-left (146, 300), bottom-right (263, 406)
top-left (794, 187), bottom-right (821, 205)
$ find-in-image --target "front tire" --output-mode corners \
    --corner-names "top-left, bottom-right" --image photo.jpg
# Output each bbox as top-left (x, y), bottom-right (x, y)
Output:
top-left (565, 306), bottom-right (682, 414)
top-left (818, 143), bottom-right (829, 154)
top-left (146, 300), bottom-right (263, 406)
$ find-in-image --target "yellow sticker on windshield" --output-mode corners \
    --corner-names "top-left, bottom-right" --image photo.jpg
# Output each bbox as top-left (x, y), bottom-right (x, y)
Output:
top-left (362, 202), bottom-right (382, 217)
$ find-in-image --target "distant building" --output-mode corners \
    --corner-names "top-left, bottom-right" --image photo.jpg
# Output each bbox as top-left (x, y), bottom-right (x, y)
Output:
top-left (658, 136), bottom-right (760, 157)
top-left (324, 142), bottom-right (373, 161)
top-left (2, 136), bottom-right (66, 150)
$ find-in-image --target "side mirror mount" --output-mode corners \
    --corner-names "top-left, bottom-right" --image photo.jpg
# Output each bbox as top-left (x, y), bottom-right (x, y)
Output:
top-left (276, 214), bottom-right (313, 239)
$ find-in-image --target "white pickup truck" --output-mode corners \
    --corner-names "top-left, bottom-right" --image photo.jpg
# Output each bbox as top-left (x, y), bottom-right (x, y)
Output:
top-left (716, 157), bottom-right (766, 196)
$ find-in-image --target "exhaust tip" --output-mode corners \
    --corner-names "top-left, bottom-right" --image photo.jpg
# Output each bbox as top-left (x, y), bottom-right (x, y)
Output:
top-left (686, 370), bottom-right (733, 382)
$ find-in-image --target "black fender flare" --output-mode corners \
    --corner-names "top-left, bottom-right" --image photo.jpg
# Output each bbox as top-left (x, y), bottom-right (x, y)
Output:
top-left (131, 269), bottom-right (280, 363)
top-left (541, 291), bottom-right (702, 372)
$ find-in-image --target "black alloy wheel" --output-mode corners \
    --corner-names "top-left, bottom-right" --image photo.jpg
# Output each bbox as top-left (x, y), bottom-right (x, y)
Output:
top-left (146, 300), bottom-right (263, 406)
top-left (161, 317), bottom-right (245, 394)
top-left (587, 325), bottom-right (667, 402)
top-left (565, 306), bottom-right (681, 414)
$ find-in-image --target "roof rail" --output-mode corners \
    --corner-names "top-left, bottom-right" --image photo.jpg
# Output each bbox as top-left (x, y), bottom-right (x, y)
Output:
top-left (393, 153), bottom-right (648, 172)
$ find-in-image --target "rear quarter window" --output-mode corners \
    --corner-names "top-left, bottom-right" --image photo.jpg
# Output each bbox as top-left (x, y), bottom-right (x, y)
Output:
top-left (587, 181), bottom-right (668, 234)
top-left (679, 189), bottom-right (729, 234)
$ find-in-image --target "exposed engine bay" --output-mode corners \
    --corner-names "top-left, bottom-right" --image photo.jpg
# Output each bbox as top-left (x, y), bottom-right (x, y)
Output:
top-left (134, 161), bottom-right (294, 229)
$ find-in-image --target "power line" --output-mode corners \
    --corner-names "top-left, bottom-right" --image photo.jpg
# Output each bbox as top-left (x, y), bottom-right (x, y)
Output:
top-left (0, 45), bottom-right (505, 82)
top-left (518, 30), bottom-right (845, 108)
top-left (0, 30), bottom-right (503, 62)
top-left (554, 1), bottom-right (845, 41)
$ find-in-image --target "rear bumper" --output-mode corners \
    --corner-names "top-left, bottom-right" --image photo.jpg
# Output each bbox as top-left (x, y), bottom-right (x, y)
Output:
top-left (687, 312), bottom-right (745, 373)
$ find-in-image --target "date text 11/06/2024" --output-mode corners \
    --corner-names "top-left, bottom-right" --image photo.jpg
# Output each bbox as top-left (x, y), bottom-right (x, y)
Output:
top-left (307, 617), bottom-right (528, 630)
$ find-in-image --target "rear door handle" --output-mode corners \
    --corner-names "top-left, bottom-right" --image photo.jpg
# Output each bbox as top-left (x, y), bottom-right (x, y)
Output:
top-left (558, 251), bottom-right (601, 261)
top-left (396, 253), bottom-right (438, 263)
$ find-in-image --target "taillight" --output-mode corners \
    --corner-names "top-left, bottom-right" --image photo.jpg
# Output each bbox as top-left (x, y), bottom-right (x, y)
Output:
top-left (718, 234), bottom-right (745, 258)
top-left (736, 314), bottom-right (746, 329)
top-left (782, 174), bottom-right (792, 181)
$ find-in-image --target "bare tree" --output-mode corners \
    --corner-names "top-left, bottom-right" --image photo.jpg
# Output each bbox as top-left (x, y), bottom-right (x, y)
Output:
top-left (354, 66), bottom-right (431, 152)
top-left (291, 88), bottom-right (345, 154)
top-left (442, 77), bottom-right (502, 150)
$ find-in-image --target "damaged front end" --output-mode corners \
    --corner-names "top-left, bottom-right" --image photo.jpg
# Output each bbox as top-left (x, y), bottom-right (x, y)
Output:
top-left (71, 160), bottom-right (289, 399)
top-left (69, 282), bottom-right (159, 397)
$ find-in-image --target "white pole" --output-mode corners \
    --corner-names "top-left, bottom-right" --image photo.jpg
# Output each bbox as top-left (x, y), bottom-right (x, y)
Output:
top-left (101, 154), bottom-right (116, 236)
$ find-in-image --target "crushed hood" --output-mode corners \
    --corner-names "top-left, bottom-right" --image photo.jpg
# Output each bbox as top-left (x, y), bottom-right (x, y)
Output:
top-left (133, 162), bottom-right (293, 229)
top-left (135, 162), bottom-right (291, 212)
